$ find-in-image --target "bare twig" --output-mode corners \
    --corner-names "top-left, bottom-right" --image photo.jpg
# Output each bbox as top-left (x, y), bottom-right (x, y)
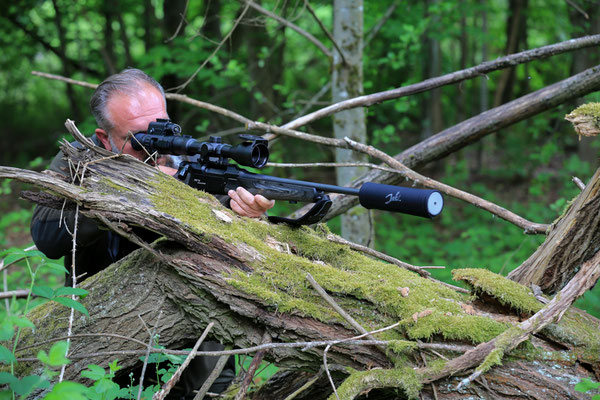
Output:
top-left (572, 176), bottom-right (586, 190)
top-left (303, 0), bottom-right (345, 64)
top-left (16, 336), bottom-right (472, 363)
top-left (234, 332), bottom-right (272, 400)
top-left (364, 1), bottom-right (400, 47)
top-left (326, 234), bottom-right (469, 293)
top-left (59, 159), bottom-right (87, 383)
top-left (267, 161), bottom-right (397, 174)
top-left (32, 35), bottom-right (600, 136)
top-left (325, 234), bottom-right (430, 277)
top-left (343, 137), bottom-right (549, 234)
top-left (138, 311), bottom-right (163, 400)
top-left (0, 290), bottom-right (31, 300)
top-left (153, 322), bottom-right (215, 400)
top-left (31, 70), bottom-right (98, 89)
top-left (423, 249), bottom-right (600, 388)
top-left (323, 343), bottom-right (339, 400)
top-left (171, 2), bottom-right (251, 92)
top-left (418, 351), bottom-right (439, 400)
top-left (164, 0), bottom-right (190, 43)
top-left (282, 35), bottom-right (600, 130)
top-left (565, 0), bottom-right (589, 19)
top-left (243, 0), bottom-right (332, 59)
top-left (193, 346), bottom-right (233, 400)
top-left (307, 273), bottom-right (374, 339)
top-left (283, 368), bottom-right (325, 400)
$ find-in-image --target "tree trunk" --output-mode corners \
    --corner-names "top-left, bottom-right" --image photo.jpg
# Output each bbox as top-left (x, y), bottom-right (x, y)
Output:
top-left (51, 0), bottom-right (82, 122)
top-left (332, 0), bottom-right (373, 246)
top-left (568, 2), bottom-right (600, 168)
top-left (507, 165), bottom-right (600, 293)
top-left (493, 0), bottom-right (528, 107)
top-left (2, 127), bottom-right (600, 399)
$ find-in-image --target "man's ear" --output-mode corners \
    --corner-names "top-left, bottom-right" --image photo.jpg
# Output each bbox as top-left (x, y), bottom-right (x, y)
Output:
top-left (95, 128), bottom-right (110, 150)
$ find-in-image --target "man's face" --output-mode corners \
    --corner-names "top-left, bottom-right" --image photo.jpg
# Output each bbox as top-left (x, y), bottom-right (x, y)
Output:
top-left (96, 84), bottom-right (168, 161)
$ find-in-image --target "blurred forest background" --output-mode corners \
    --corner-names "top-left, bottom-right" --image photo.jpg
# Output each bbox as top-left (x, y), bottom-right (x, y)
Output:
top-left (1, 0), bottom-right (600, 320)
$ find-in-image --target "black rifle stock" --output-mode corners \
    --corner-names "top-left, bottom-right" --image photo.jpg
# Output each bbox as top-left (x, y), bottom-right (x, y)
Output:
top-left (132, 119), bottom-right (444, 225)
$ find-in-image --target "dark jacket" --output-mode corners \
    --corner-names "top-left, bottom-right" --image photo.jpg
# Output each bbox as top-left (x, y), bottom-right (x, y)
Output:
top-left (30, 135), bottom-right (235, 397)
top-left (30, 135), bottom-right (161, 284)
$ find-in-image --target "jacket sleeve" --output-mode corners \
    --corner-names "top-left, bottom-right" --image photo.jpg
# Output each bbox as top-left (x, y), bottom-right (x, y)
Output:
top-left (30, 150), bottom-right (107, 259)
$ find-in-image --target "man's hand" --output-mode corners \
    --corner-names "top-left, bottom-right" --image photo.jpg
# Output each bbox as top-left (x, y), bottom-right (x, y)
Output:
top-left (228, 187), bottom-right (275, 218)
top-left (157, 165), bottom-right (178, 176)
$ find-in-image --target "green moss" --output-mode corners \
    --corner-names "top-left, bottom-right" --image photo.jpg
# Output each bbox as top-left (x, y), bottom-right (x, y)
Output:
top-left (145, 175), bottom-right (510, 347)
top-left (543, 309), bottom-right (600, 363)
top-left (387, 339), bottom-right (418, 355)
top-left (567, 102), bottom-right (600, 118)
top-left (99, 177), bottom-right (131, 193)
top-left (477, 348), bottom-right (504, 373)
top-left (333, 367), bottom-right (423, 400)
top-left (404, 312), bottom-right (507, 343)
top-left (452, 268), bottom-right (543, 314)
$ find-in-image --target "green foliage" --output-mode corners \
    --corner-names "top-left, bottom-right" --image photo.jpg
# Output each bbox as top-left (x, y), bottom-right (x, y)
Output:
top-left (0, 245), bottom-right (173, 399)
top-left (574, 378), bottom-right (600, 399)
top-left (1, 0), bottom-right (600, 395)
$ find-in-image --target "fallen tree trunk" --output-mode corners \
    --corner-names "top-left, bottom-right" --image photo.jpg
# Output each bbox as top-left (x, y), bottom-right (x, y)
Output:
top-left (2, 132), bottom-right (600, 399)
top-left (508, 165), bottom-right (600, 293)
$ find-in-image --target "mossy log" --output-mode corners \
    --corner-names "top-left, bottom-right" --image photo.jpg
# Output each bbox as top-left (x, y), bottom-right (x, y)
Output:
top-left (1, 136), bottom-right (600, 399)
top-left (508, 112), bottom-right (600, 293)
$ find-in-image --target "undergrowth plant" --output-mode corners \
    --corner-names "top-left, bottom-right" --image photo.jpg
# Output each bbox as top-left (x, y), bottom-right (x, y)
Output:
top-left (0, 244), bottom-right (186, 399)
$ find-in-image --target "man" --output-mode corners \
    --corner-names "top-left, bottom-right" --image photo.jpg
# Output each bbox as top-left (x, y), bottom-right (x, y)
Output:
top-left (31, 68), bottom-right (274, 398)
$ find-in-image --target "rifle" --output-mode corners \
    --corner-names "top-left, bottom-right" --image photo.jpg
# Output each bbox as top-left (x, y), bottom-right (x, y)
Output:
top-left (132, 119), bottom-right (444, 225)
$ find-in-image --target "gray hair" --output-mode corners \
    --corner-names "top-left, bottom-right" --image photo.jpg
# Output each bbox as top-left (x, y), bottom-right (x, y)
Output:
top-left (90, 68), bottom-right (166, 134)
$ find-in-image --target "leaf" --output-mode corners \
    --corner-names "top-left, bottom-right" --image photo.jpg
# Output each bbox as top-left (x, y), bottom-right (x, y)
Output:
top-left (575, 378), bottom-right (600, 393)
top-left (36, 349), bottom-right (49, 365)
top-left (10, 374), bottom-right (49, 396)
top-left (43, 262), bottom-right (69, 274)
top-left (81, 364), bottom-right (106, 381)
top-left (53, 297), bottom-right (89, 316)
top-left (47, 341), bottom-right (70, 366)
top-left (0, 372), bottom-right (17, 385)
top-left (54, 287), bottom-right (89, 298)
top-left (10, 315), bottom-right (34, 329)
top-left (2, 252), bottom-right (27, 266)
top-left (44, 381), bottom-right (89, 400)
top-left (0, 345), bottom-right (16, 364)
top-left (32, 285), bottom-right (55, 299)
top-left (0, 319), bottom-right (14, 341)
top-left (93, 378), bottom-right (120, 400)
top-left (108, 359), bottom-right (121, 374)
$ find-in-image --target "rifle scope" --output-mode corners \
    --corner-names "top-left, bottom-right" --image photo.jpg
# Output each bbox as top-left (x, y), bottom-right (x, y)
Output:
top-left (132, 120), bottom-right (269, 168)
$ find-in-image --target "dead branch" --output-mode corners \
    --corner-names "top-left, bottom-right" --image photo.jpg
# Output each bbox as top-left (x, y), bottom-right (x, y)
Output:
top-left (312, 63), bottom-right (600, 221)
top-left (303, 0), bottom-right (345, 64)
top-left (242, 0), bottom-right (332, 60)
top-left (170, 2), bottom-right (251, 92)
top-left (422, 248), bottom-right (600, 387)
top-left (343, 137), bottom-right (548, 234)
top-left (283, 35), bottom-right (600, 130)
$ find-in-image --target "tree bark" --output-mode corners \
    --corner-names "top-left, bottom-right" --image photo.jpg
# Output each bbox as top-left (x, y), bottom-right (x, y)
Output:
top-left (332, 0), bottom-right (372, 246)
top-left (507, 165), bottom-right (600, 292)
top-left (2, 128), bottom-right (600, 399)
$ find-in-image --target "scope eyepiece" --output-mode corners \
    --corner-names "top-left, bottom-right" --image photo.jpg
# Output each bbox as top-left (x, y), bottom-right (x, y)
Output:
top-left (147, 118), bottom-right (181, 136)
